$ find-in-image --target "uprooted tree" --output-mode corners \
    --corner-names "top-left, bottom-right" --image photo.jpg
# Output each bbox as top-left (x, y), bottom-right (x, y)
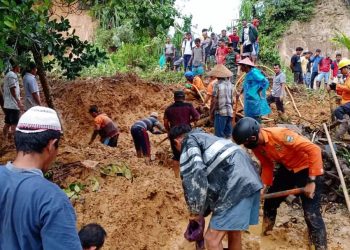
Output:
top-left (0, 0), bottom-right (106, 108)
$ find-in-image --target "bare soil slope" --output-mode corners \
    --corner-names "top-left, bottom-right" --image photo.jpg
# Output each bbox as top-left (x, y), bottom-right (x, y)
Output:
top-left (1, 74), bottom-right (349, 249)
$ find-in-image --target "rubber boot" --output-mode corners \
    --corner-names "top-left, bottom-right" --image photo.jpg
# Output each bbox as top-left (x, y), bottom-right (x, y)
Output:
top-left (335, 114), bottom-right (350, 140)
top-left (261, 216), bottom-right (275, 236)
top-left (278, 111), bottom-right (289, 122)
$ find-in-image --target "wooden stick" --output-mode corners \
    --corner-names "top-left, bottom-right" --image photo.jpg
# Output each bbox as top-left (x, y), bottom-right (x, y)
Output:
top-left (192, 85), bottom-right (209, 109)
top-left (257, 64), bottom-right (275, 75)
top-left (323, 123), bottom-right (350, 214)
top-left (263, 188), bottom-right (304, 199)
top-left (156, 136), bottom-right (168, 146)
top-left (232, 95), bottom-right (239, 126)
top-left (285, 86), bottom-right (302, 117)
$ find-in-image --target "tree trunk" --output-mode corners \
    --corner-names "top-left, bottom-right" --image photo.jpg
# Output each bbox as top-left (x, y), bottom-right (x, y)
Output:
top-left (31, 45), bottom-right (55, 109)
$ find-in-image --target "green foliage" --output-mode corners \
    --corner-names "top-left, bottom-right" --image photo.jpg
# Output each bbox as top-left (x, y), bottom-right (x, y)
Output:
top-left (88, 0), bottom-right (178, 38)
top-left (64, 182), bottom-right (85, 200)
top-left (331, 31), bottom-right (350, 51)
top-left (240, 0), bottom-right (316, 65)
top-left (140, 70), bottom-right (184, 85)
top-left (0, 0), bottom-right (106, 79)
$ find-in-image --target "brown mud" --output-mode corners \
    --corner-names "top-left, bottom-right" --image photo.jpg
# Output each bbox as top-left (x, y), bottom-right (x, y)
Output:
top-left (1, 74), bottom-right (349, 249)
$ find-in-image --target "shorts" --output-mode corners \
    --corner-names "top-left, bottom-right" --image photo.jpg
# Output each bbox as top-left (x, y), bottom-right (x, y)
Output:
top-left (209, 191), bottom-right (260, 231)
top-left (316, 72), bottom-right (330, 84)
top-left (4, 108), bottom-right (20, 125)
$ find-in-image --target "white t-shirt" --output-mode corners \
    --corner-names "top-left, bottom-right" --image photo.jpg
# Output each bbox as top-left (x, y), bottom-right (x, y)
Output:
top-left (182, 39), bottom-right (195, 55)
top-left (243, 26), bottom-right (251, 46)
top-left (3, 71), bottom-right (20, 110)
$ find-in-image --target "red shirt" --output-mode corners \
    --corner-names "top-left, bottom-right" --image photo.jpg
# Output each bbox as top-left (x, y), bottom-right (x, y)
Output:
top-left (228, 34), bottom-right (239, 42)
top-left (319, 57), bottom-right (332, 73)
top-left (216, 46), bottom-right (229, 64)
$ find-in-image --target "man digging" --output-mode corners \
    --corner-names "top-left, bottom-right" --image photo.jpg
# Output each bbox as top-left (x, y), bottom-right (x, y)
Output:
top-left (233, 117), bottom-right (327, 250)
top-left (88, 105), bottom-right (119, 147)
top-left (169, 125), bottom-right (262, 250)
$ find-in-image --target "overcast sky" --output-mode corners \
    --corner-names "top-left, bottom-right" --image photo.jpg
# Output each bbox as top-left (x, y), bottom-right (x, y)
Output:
top-left (174, 0), bottom-right (241, 36)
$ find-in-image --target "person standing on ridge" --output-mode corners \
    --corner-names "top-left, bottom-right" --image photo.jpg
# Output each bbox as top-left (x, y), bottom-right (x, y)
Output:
top-left (290, 47), bottom-right (304, 84)
top-left (23, 61), bottom-right (41, 110)
top-left (2, 59), bottom-right (23, 143)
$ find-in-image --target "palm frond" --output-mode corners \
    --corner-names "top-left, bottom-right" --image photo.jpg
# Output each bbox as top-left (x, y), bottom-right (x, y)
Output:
top-left (331, 31), bottom-right (350, 51)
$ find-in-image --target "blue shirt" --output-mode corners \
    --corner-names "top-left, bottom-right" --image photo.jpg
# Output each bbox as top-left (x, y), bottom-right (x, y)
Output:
top-left (310, 55), bottom-right (323, 73)
top-left (0, 162), bottom-right (82, 250)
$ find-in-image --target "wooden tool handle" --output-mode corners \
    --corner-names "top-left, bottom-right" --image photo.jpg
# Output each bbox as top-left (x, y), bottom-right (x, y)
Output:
top-left (263, 188), bottom-right (305, 199)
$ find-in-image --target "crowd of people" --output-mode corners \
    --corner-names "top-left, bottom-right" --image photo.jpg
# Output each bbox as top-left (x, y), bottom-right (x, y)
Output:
top-left (290, 47), bottom-right (344, 89)
top-left (2, 18), bottom-right (350, 250)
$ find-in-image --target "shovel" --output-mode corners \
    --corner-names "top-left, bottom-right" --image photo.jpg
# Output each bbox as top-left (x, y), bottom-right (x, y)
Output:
top-left (263, 188), bottom-right (305, 199)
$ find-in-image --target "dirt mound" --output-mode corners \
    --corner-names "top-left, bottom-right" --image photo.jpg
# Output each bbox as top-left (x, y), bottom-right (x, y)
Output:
top-left (1, 74), bottom-right (350, 249)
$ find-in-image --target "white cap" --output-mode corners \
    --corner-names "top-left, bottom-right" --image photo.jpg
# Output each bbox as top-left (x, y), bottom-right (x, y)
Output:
top-left (150, 112), bottom-right (158, 118)
top-left (16, 106), bottom-right (62, 133)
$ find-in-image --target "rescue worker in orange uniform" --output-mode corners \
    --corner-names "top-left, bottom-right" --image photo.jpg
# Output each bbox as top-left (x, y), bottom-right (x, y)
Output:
top-left (184, 71), bottom-right (207, 101)
top-left (328, 59), bottom-right (350, 139)
top-left (232, 117), bottom-right (327, 250)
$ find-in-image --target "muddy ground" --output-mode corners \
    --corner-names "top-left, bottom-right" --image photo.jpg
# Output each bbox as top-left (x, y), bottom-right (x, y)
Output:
top-left (1, 73), bottom-right (349, 249)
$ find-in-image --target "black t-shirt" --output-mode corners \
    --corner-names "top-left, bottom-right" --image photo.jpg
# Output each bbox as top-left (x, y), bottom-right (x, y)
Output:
top-left (291, 55), bottom-right (302, 72)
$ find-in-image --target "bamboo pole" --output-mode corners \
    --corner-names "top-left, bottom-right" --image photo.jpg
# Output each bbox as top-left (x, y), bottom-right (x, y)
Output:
top-left (285, 86), bottom-right (302, 117)
top-left (323, 123), bottom-right (350, 214)
top-left (192, 85), bottom-right (209, 109)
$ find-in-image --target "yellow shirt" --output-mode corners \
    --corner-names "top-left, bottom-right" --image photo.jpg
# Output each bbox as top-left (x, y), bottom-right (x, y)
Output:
top-left (300, 56), bottom-right (309, 74)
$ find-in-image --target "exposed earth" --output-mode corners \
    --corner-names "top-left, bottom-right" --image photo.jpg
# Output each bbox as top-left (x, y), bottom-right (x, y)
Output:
top-left (1, 73), bottom-right (349, 249)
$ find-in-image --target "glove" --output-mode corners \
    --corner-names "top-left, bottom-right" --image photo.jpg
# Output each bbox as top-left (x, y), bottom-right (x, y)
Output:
top-left (329, 82), bottom-right (336, 91)
top-left (185, 83), bottom-right (192, 89)
top-left (184, 216), bottom-right (205, 242)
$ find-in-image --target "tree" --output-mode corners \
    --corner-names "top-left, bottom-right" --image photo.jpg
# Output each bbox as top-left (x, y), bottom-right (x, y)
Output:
top-left (89, 0), bottom-right (178, 38)
top-left (332, 31), bottom-right (350, 51)
top-left (0, 0), bottom-right (106, 108)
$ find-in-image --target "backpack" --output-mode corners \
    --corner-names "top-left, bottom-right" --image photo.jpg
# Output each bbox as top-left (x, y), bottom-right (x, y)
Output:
top-left (184, 40), bottom-right (193, 48)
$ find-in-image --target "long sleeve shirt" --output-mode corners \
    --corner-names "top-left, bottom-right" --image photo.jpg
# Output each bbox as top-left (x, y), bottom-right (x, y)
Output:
top-left (243, 68), bottom-right (271, 117)
top-left (180, 129), bottom-right (262, 215)
top-left (252, 128), bottom-right (324, 186)
top-left (336, 73), bottom-right (350, 105)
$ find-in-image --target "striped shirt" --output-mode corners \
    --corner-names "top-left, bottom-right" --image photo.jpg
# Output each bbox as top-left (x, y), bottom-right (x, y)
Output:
top-left (132, 116), bottom-right (165, 133)
top-left (212, 79), bottom-right (233, 117)
top-left (180, 129), bottom-right (262, 215)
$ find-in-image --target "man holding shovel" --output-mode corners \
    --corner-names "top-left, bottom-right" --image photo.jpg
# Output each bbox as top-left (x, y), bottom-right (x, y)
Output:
top-left (232, 117), bottom-right (327, 250)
